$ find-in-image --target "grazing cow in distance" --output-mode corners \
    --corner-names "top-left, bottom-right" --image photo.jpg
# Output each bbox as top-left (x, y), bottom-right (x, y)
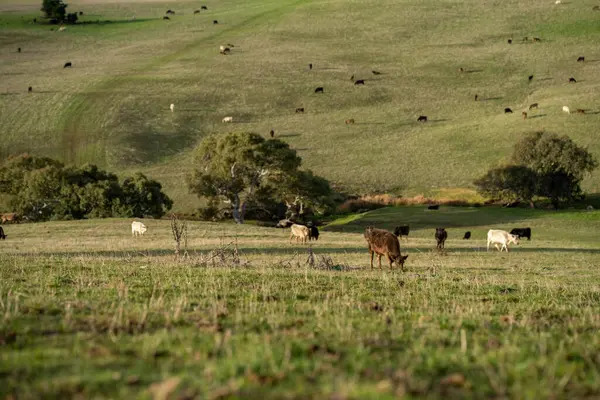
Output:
top-left (194, 9), bottom-right (200, 14)
top-left (569, 77), bottom-right (577, 83)
top-left (290, 224), bottom-right (310, 244)
top-left (307, 222), bottom-right (319, 241)
top-left (364, 227), bottom-right (408, 270)
top-left (213, 20), bottom-right (218, 24)
top-left (372, 70), bottom-right (382, 75)
top-left (562, 106), bottom-right (570, 114)
top-left (529, 103), bottom-right (538, 110)
top-left (314, 87), bottom-right (324, 93)
top-left (270, 129), bottom-right (274, 138)
top-left (487, 229), bottom-right (519, 252)
top-left (533, 37), bottom-right (541, 42)
top-left (463, 231), bottom-right (471, 240)
top-left (1, 213), bottom-right (19, 224)
top-left (350, 75), bottom-right (354, 81)
top-left (201, 5), bottom-right (208, 10)
top-left (309, 63), bottom-right (312, 70)
top-left (394, 225), bottom-right (410, 241)
top-left (345, 119), bottom-right (355, 124)
top-left (295, 107), bottom-right (304, 113)
top-left (354, 79), bottom-right (365, 85)
top-left (18, 47), bottom-right (21, 53)
top-left (577, 56), bottom-right (585, 62)
top-left (166, 9), bottom-right (174, 14)
top-left (163, 16), bottom-right (170, 20)
top-left (58, 26), bottom-right (66, 32)
top-left (222, 116), bottom-right (233, 123)
top-left (170, 103), bottom-right (174, 113)
top-left (79, 11), bottom-right (83, 16)
top-left (594, 5), bottom-right (600, 10)
top-left (504, 108), bottom-right (513, 113)
top-left (28, 86), bottom-right (32, 93)
top-left (458, 67), bottom-right (464, 73)
top-left (427, 204), bottom-right (439, 210)
top-left (522, 111), bottom-right (527, 119)
top-left (0, 226), bottom-right (6, 240)
top-left (528, 75), bottom-right (533, 82)
top-left (131, 221), bottom-right (147, 237)
top-left (576, 108), bottom-right (586, 114)
top-left (435, 228), bottom-right (448, 249)
top-left (64, 62), bottom-right (72, 68)
top-left (474, 94), bottom-right (478, 101)
top-left (510, 227), bottom-right (531, 240)
top-left (507, 39), bottom-right (512, 44)
top-left (417, 115), bottom-right (427, 122)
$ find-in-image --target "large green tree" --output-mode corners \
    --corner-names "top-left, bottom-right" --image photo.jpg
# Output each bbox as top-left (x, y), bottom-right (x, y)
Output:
top-left (188, 132), bottom-right (333, 223)
top-left (41, 0), bottom-right (68, 21)
top-left (474, 165), bottom-right (538, 208)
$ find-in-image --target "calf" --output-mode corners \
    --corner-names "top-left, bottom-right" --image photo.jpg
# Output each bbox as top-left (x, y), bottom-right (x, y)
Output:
top-left (345, 119), bottom-right (355, 124)
top-left (295, 107), bottom-right (304, 113)
top-left (131, 221), bottom-right (147, 237)
top-left (507, 39), bottom-right (512, 44)
top-left (463, 231), bottom-right (471, 240)
top-left (290, 223), bottom-right (310, 244)
top-left (417, 115), bottom-right (427, 122)
top-left (563, 106), bottom-right (571, 114)
top-left (509, 227), bottom-right (531, 241)
top-left (1, 213), bottom-right (19, 224)
top-left (354, 79), bottom-right (365, 85)
top-left (364, 227), bottom-right (408, 270)
top-left (529, 103), bottom-right (538, 110)
top-left (504, 107), bottom-right (513, 114)
top-left (314, 87), bottom-right (324, 93)
top-left (577, 56), bottom-right (585, 62)
top-left (487, 229), bottom-right (519, 252)
top-left (63, 62), bottom-right (72, 68)
top-left (0, 226), bottom-right (6, 240)
top-left (435, 228), bottom-right (448, 249)
top-left (393, 225), bottom-right (410, 241)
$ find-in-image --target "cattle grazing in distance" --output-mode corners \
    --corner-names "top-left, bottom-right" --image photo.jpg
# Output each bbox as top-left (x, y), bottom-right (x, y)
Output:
top-left (64, 62), bottom-right (72, 68)
top-left (522, 111), bottom-right (527, 119)
top-left (576, 108), bottom-right (586, 114)
top-left (487, 229), bottom-right (519, 252)
top-left (170, 103), bottom-right (174, 113)
top-left (270, 129), bottom-right (274, 138)
top-left (307, 222), bottom-right (319, 241)
top-left (131, 221), bottom-right (147, 237)
top-left (290, 224), bottom-right (310, 244)
top-left (417, 115), bottom-right (428, 122)
top-left (393, 225), bottom-right (410, 241)
top-left (0, 226), bottom-right (6, 240)
top-left (194, 9), bottom-right (200, 14)
top-left (507, 39), bottom-right (512, 44)
top-left (79, 11), bottom-right (83, 16)
top-left (427, 204), bottom-right (439, 210)
top-left (529, 103), bottom-right (538, 110)
top-left (528, 75), bottom-right (534, 82)
top-left (314, 87), bottom-right (324, 93)
top-left (58, 26), bottom-right (66, 32)
top-left (18, 47), bottom-right (21, 53)
top-left (435, 228), bottom-right (448, 249)
top-left (213, 20), bottom-right (218, 24)
top-left (504, 108), bottom-right (513, 114)
top-left (533, 37), bottom-right (541, 42)
top-left (309, 63), bottom-right (312, 70)
top-left (510, 227), bottom-right (531, 240)
top-left (562, 106), bottom-right (570, 114)
top-left (372, 70), bottom-right (382, 75)
top-left (577, 56), bottom-right (585, 62)
top-left (163, 16), bottom-right (170, 20)
top-left (350, 75), bottom-right (354, 81)
top-left (569, 77), bottom-right (577, 83)
top-left (364, 227), bottom-right (408, 270)
top-left (28, 86), bottom-right (32, 93)
top-left (463, 231), bottom-right (471, 240)
top-left (1, 213), bottom-right (19, 224)
top-left (166, 9), bottom-right (174, 14)
top-left (295, 107), bottom-right (304, 113)
top-left (201, 6), bottom-right (208, 10)
top-left (222, 116), bottom-right (233, 123)
top-left (474, 94), bottom-right (478, 101)
top-left (345, 119), bottom-right (355, 124)
top-left (354, 79), bottom-right (365, 85)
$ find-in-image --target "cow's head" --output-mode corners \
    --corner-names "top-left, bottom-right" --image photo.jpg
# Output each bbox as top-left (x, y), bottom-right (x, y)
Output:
top-left (140, 224), bottom-right (147, 234)
top-left (509, 234), bottom-right (520, 245)
top-left (396, 254), bottom-right (409, 270)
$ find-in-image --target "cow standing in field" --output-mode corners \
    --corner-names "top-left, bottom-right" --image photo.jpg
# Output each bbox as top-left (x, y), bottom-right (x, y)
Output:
top-left (435, 228), bottom-right (448, 249)
top-left (463, 231), bottom-right (471, 240)
top-left (364, 226), bottom-right (408, 270)
top-left (290, 223), bottom-right (310, 244)
top-left (1, 213), bottom-right (19, 224)
top-left (307, 222), bottom-right (319, 241)
top-left (487, 229), bottom-right (519, 252)
top-left (131, 221), bottom-right (147, 237)
top-left (510, 227), bottom-right (531, 240)
top-left (393, 225), bottom-right (410, 241)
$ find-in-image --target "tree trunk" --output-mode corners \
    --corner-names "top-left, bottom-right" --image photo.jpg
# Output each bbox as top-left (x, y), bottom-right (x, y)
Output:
top-left (231, 193), bottom-right (245, 224)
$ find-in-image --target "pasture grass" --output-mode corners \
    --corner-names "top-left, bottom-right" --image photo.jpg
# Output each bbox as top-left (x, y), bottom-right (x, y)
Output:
top-left (2, 207), bottom-right (600, 398)
top-left (2, 0), bottom-right (600, 212)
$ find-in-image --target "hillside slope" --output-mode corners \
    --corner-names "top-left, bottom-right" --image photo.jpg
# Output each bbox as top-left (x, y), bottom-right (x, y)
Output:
top-left (1, 0), bottom-right (600, 211)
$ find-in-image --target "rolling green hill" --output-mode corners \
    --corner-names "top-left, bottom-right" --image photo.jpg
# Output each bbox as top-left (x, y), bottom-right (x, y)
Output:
top-left (1, 0), bottom-right (600, 211)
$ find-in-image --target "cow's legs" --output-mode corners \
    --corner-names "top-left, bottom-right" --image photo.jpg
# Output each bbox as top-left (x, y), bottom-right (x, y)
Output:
top-left (377, 254), bottom-right (382, 269)
top-left (370, 251), bottom-right (374, 269)
top-left (388, 255), bottom-right (393, 270)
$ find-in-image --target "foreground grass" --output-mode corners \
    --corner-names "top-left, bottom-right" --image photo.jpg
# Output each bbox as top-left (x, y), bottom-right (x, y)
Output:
top-left (2, 208), bottom-right (600, 398)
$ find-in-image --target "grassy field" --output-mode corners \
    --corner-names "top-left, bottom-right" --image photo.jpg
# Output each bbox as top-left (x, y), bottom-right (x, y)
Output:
top-left (2, 206), bottom-right (600, 398)
top-left (2, 0), bottom-right (600, 211)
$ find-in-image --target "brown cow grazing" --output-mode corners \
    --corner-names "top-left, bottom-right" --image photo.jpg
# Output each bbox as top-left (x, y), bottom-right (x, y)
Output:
top-left (569, 77), bottom-right (577, 83)
top-left (345, 119), bottom-right (355, 124)
top-left (528, 75), bottom-right (533, 82)
top-left (576, 109), bottom-right (586, 114)
top-left (533, 37), bottom-right (541, 42)
top-left (28, 86), bottom-right (32, 93)
top-left (364, 227), bottom-right (408, 271)
top-left (295, 107), bottom-right (304, 113)
top-left (435, 228), bottom-right (448, 249)
top-left (270, 129), bottom-right (275, 138)
top-left (529, 103), bottom-right (538, 110)
top-left (577, 56), bottom-right (585, 62)
top-left (504, 108), bottom-right (513, 114)
top-left (458, 67), bottom-right (464, 73)
top-left (0, 226), bottom-right (6, 240)
top-left (417, 115), bottom-right (427, 122)
top-left (314, 87), bottom-right (324, 93)
top-left (522, 111), bottom-right (527, 119)
top-left (354, 79), bottom-right (365, 85)
top-left (1, 213), bottom-right (19, 224)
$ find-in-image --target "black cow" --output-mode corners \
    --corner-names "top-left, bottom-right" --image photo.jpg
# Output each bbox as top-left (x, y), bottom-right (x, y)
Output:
top-left (435, 228), bottom-right (448, 249)
top-left (28, 86), bottom-right (32, 93)
top-left (166, 9), bottom-right (174, 14)
top-left (417, 115), bottom-right (427, 122)
top-left (463, 231), bottom-right (471, 240)
top-left (354, 79), bottom-right (365, 85)
top-left (163, 16), bottom-right (170, 20)
top-left (309, 63), bottom-right (313, 70)
top-left (507, 39), bottom-right (512, 44)
top-left (18, 47), bottom-right (21, 53)
top-left (510, 228), bottom-right (531, 241)
top-left (64, 62), bottom-right (72, 68)
top-left (314, 87), bottom-right (324, 93)
top-left (372, 70), bottom-right (382, 75)
top-left (270, 129), bottom-right (274, 138)
top-left (79, 11), bottom-right (83, 16)
top-left (213, 20), bottom-right (219, 24)
top-left (0, 226), bottom-right (5, 240)
top-left (577, 56), bottom-right (585, 62)
top-left (474, 94), bottom-right (478, 101)
top-left (194, 10), bottom-right (200, 14)
top-left (201, 6), bottom-right (208, 10)
top-left (308, 226), bottom-right (319, 241)
top-left (528, 75), bottom-right (533, 82)
top-left (295, 107), bottom-right (304, 113)
top-left (393, 225), bottom-right (410, 240)
top-left (504, 108), bottom-right (513, 114)
top-left (427, 204), bottom-right (439, 210)
top-left (569, 77), bottom-right (577, 83)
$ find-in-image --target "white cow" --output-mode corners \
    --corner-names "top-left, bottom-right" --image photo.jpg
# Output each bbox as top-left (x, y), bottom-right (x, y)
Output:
top-left (170, 103), bottom-right (174, 113)
top-left (131, 221), bottom-right (147, 237)
top-left (289, 223), bottom-right (310, 244)
top-left (487, 229), bottom-right (519, 252)
top-left (562, 106), bottom-right (570, 114)
top-left (222, 116), bottom-right (233, 123)
top-left (58, 26), bottom-right (66, 32)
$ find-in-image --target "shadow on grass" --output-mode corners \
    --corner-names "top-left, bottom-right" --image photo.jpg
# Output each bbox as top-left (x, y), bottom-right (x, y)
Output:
top-left (78, 18), bottom-right (155, 26)
top-left (528, 114), bottom-right (546, 119)
top-left (480, 97), bottom-right (503, 101)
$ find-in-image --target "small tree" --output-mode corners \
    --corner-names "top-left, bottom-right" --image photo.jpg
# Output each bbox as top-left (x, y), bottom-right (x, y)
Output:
top-left (474, 165), bottom-right (538, 208)
top-left (41, 0), bottom-right (68, 22)
top-left (117, 173), bottom-right (173, 219)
